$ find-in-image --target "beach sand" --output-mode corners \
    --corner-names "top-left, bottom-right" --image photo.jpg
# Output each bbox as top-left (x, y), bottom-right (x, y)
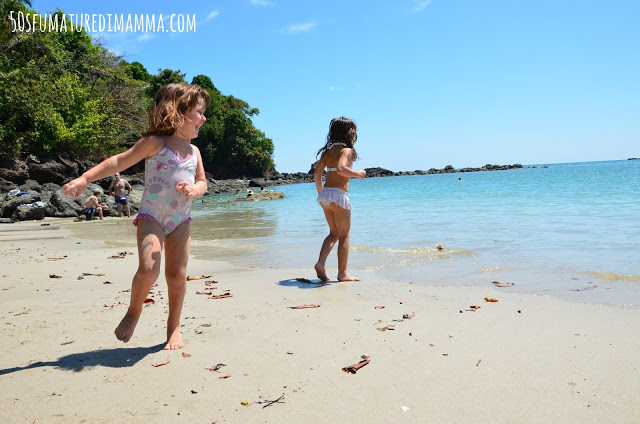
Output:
top-left (1, 220), bottom-right (639, 423)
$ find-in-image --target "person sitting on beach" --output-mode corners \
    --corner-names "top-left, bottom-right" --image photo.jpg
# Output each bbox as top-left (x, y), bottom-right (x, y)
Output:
top-left (247, 188), bottom-right (253, 197)
top-left (81, 191), bottom-right (108, 220)
top-left (63, 83), bottom-right (210, 350)
top-left (108, 172), bottom-right (132, 217)
top-left (313, 117), bottom-right (366, 282)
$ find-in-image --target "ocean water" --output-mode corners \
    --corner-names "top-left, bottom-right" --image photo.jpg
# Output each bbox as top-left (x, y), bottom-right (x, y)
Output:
top-left (64, 160), bottom-right (640, 309)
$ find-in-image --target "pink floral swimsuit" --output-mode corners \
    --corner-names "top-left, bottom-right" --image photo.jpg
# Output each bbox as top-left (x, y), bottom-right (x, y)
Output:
top-left (133, 138), bottom-right (197, 235)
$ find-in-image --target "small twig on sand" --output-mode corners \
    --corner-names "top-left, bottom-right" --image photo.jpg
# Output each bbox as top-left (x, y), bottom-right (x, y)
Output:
top-left (260, 393), bottom-right (285, 409)
top-left (288, 304), bottom-right (320, 309)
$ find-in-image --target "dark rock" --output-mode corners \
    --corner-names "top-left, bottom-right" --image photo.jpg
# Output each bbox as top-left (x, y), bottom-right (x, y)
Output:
top-left (364, 167), bottom-right (395, 178)
top-left (12, 205), bottom-right (46, 221)
top-left (43, 184), bottom-right (83, 217)
top-left (249, 179), bottom-right (265, 188)
top-left (19, 179), bottom-right (43, 193)
top-left (0, 177), bottom-right (15, 193)
top-left (1, 193), bottom-right (32, 218)
top-left (55, 153), bottom-right (80, 177)
top-left (28, 160), bottom-right (68, 185)
top-left (0, 158), bottom-right (29, 184)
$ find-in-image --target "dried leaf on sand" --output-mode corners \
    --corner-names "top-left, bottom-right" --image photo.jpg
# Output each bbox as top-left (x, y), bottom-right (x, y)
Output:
top-left (342, 357), bottom-right (370, 374)
top-left (492, 281), bottom-right (514, 287)
top-left (187, 275), bottom-right (212, 281)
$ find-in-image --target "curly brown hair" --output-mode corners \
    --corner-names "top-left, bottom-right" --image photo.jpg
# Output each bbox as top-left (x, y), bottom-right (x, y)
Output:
top-left (144, 83), bottom-right (211, 136)
top-left (315, 116), bottom-right (358, 161)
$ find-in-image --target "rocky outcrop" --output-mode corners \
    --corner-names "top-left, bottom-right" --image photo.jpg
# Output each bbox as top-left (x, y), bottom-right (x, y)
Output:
top-left (362, 164), bottom-right (525, 177)
top-left (228, 190), bottom-right (285, 202)
top-left (364, 167), bottom-right (396, 177)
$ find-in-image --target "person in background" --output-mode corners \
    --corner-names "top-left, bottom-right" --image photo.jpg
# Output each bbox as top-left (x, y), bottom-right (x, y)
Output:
top-left (108, 172), bottom-right (132, 217)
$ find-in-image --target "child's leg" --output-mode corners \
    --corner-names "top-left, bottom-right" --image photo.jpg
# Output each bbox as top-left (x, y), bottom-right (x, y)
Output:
top-left (162, 221), bottom-right (191, 350)
top-left (115, 219), bottom-right (164, 343)
top-left (329, 203), bottom-right (359, 281)
top-left (315, 206), bottom-right (338, 281)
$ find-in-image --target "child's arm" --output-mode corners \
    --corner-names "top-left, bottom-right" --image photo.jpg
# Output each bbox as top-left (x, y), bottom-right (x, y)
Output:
top-left (336, 148), bottom-right (366, 180)
top-left (314, 156), bottom-right (326, 194)
top-left (175, 145), bottom-right (208, 198)
top-left (64, 137), bottom-right (162, 198)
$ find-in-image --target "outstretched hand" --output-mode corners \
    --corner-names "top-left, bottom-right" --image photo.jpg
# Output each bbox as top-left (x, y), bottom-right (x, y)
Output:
top-left (63, 177), bottom-right (88, 198)
top-left (176, 181), bottom-right (197, 198)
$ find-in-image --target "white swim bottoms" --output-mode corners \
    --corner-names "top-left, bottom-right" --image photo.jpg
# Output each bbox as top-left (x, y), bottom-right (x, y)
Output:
top-left (316, 187), bottom-right (352, 210)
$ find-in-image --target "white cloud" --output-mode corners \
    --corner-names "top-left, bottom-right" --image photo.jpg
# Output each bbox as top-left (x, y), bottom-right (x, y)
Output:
top-left (206, 10), bottom-right (220, 21)
top-left (329, 86), bottom-right (344, 91)
top-left (137, 33), bottom-right (154, 41)
top-left (251, 0), bottom-right (272, 6)
top-left (413, 0), bottom-right (431, 12)
top-left (286, 21), bottom-right (316, 33)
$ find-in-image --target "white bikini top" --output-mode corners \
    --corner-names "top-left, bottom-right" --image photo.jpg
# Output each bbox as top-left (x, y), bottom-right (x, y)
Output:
top-left (326, 142), bottom-right (348, 172)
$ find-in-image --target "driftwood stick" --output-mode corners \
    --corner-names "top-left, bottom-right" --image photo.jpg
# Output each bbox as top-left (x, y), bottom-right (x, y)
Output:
top-left (261, 393), bottom-right (285, 409)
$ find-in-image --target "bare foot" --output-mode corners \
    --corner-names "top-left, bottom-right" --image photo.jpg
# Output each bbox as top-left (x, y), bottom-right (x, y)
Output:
top-left (314, 263), bottom-right (329, 281)
top-left (164, 324), bottom-right (183, 350)
top-left (338, 273), bottom-right (360, 282)
top-left (115, 312), bottom-right (139, 343)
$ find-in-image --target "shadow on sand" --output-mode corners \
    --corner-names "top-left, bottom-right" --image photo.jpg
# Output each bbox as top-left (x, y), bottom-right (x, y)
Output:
top-left (278, 278), bottom-right (334, 289)
top-left (0, 343), bottom-right (165, 376)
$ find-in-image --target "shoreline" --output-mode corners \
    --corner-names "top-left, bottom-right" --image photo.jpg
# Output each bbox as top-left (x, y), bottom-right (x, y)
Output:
top-left (49, 215), bottom-right (640, 311)
top-left (1, 222), bottom-right (639, 423)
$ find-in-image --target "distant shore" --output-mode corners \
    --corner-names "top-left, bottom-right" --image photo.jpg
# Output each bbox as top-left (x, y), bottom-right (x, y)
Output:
top-left (1, 160), bottom-right (530, 222)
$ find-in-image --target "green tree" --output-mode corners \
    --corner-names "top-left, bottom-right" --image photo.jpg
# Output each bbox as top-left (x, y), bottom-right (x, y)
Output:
top-left (145, 68), bottom-right (186, 98)
top-left (128, 61), bottom-right (150, 82)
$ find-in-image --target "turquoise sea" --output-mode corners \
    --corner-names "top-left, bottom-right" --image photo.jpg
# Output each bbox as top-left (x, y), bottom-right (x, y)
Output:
top-left (67, 160), bottom-right (640, 309)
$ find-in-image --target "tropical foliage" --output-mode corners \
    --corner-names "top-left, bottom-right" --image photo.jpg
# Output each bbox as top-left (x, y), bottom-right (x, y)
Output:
top-left (0, 1), bottom-right (275, 177)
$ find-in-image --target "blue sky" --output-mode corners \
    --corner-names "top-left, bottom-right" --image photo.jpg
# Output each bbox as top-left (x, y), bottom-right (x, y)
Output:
top-left (30, 0), bottom-right (639, 172)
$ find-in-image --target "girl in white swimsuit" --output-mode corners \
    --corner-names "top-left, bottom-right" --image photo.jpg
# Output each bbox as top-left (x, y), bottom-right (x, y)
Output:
top-left (313, 117), bottom-right (366, 282)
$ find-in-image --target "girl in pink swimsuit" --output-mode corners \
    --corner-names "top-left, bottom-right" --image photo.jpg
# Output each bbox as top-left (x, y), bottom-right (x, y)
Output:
top-left (64, 83), bottom-right (210, 350)
top-left (313, 117), bottom-right (366, 282)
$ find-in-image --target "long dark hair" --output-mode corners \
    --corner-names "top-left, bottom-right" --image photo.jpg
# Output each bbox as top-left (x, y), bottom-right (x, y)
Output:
top-left (316, 116), bottom-right (358, 161)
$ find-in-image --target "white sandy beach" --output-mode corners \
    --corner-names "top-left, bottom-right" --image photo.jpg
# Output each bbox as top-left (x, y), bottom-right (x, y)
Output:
top-left (1, 220), bottom-right (639, 423)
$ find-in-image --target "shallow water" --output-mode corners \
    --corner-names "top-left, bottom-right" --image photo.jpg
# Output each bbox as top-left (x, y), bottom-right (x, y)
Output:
top-left (64, 160), bottom-right (640, 309)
